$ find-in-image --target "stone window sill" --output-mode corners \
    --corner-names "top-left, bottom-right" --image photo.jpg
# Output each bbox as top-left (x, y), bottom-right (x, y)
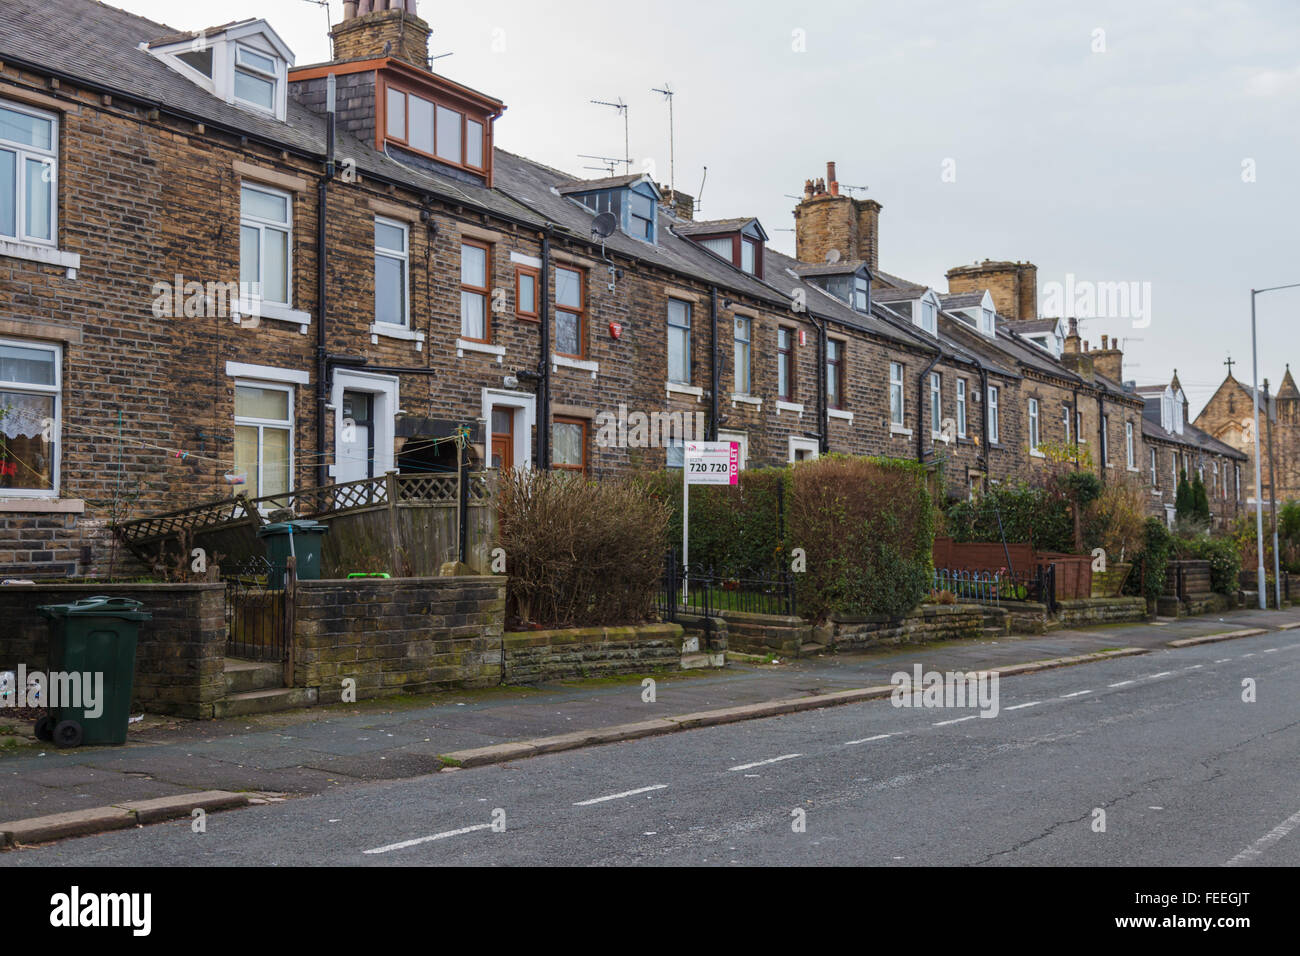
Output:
top-left (370, 323), bottom-right (426, 350)
top-left (666, 382), bottom-right (703, 400)
top-left (775, 400), bottom-right (804, 417)
top-left (554, 354), bottom-right (598, 378)
top-left (890, 423), bottom-right (911, 436)
top-left (234, 301), bottom-right (312, 334)
top-left (460, 338), bottom-right (506, 362)
top-left (0, 497), bottom-right (84, 513)
top-left (1030, 448), bottom-right (1046, 459)
top-left (0, 238), bottom-right (81, 278)
top-left (829, 408), bottom-right (854, 422)
top-left (731, 393), bottom-right (762, 408)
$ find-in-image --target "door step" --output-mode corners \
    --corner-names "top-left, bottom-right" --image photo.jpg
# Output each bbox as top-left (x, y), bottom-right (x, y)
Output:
top-left (681, 652), bottom-right (724, 670)
top-left (223, 658), bottom-right (284, 694)
top-left (798, 642), bottom-right (827, 657)
top-left (213, 687), bottom-right (318, 719)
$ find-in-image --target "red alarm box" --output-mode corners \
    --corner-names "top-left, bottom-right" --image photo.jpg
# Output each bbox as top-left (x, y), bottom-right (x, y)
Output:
top-left (609, 322), bottom-right (623, 339)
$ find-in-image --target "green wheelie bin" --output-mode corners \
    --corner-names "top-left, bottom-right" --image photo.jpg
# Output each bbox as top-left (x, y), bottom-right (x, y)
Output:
top-left (35, 596), bottom-right (151, 748)
top-left (257, 520), bottom-right (328, 589)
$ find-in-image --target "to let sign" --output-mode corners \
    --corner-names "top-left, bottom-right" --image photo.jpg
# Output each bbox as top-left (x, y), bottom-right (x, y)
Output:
top-left (684, 441), bottom-right (739, 485)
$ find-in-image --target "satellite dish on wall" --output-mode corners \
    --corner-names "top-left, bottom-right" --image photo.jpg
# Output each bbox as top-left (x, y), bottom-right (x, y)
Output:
top-left (591, 212), bottom-right (618, 239)
top-left (825, 249), bottom-right (841, 264)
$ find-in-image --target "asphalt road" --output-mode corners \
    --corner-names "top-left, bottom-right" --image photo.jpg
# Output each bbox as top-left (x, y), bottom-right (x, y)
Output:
top-left (4, 632), bottom-right (1298, 866)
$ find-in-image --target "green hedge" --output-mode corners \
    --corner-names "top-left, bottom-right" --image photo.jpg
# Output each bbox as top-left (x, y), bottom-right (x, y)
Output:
top-left (641, 456), bottom-right (935, 621)
top-left (945, 481), bottom-right (1074, 554)
top-left (1175, 534), bottom-right (1241, 595)
top-left (1124, 517), bottom-right (1173, 602)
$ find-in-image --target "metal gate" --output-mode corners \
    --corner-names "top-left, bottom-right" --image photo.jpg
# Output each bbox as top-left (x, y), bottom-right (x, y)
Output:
top-left (223, 555), bottom-right (290, 662)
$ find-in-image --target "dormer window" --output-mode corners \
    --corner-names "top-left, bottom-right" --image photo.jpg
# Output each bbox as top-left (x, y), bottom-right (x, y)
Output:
top-left (148, 20), bottom-right (293, 123)
top-left (980, 307), bottom-right (995, 336)
top-left (234, 45), bottom-right (279, 112)
top-left (560, 176), bottom-right (662, 245)
top-left (853, 275), bottom-right (869, 311)
top-left (920, 296), bottom-right (938, 335)
top-left (383, 83), bottom-right (489, 173)
top-left (678, 218), bottom-right (768, 275)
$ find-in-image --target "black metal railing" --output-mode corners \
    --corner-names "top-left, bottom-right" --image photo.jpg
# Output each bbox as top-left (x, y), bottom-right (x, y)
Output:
top-left (656, 551), bottom-right (796, 621)
top-left (223, 555), bottom-right (290, 662)
top-left (932, 564), bottom-right (1056, 612)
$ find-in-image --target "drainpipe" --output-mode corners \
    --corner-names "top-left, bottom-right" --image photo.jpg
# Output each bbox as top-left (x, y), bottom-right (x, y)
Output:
top-left (978, 363), bottom-right (990, 492)
top-left (315, 75), bottom-right (337, 489)
top-left (809, 312), bottom-right (829, 453)
top-left (916, 346), bottom-right (943, 461)
top-left (709, 286), bottom-right (720, 441)
top-left (538, 228), bottom-right (552, 469)
top-left (1097, 394), bottom-right (1106, 482)
top-left (1070, 387), bottom-right (1080, 471)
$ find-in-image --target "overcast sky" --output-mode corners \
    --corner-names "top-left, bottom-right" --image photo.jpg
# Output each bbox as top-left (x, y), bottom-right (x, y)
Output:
top-left (111, 0), bottom-right (1299, 416)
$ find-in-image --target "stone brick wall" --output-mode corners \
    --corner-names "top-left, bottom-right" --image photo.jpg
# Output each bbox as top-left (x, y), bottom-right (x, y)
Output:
top-left (719, 611), bottom-right (811, 657)
top-left (502, 623), bottom-right (683, 683)
top-left (815, 604), bottom-right (984, 651)
top-left (0, 582), bottom-right (226, 718)
top-left (1054, 596), bottom-right (1148, 626)
top-left (292, 576), bottom-right (505, 702)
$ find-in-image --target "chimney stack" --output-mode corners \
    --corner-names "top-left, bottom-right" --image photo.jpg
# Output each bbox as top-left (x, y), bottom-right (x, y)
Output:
top-left (792, 161), bottom-right (881, 272)
top-left (945, 260), bottom-right (1037, 320)
top-left (1091, 334), bottom-right (1124, 383)
top-left (331, 0), bottom-right (431, 68)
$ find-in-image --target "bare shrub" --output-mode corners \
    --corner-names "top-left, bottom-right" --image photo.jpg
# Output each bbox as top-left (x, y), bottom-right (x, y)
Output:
top-left (497, 470), bottom-right (671, 627)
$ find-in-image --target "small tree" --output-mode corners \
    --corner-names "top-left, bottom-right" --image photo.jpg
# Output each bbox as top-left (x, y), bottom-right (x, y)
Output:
top-left (1175, 471), bottom-right (1193, 521)
top-left (1192, 475), bottom-right (1211, 523)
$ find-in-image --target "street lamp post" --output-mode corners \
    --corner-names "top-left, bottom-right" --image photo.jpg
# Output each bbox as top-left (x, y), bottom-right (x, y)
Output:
top-left (1249, 283), bottom-right (1300, 610)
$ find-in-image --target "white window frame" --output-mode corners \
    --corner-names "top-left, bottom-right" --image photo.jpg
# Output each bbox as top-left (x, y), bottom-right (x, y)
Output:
top-left (956, 379), bottom-right (967, 438)
top-left (331, 370), bottom-right (399, 482)
top-left (890, 362), bottom-right (905, 427)
top-left (233, 43), bottom-right (280, 115)
top-left (374, 216), bottom-right (409, 328)
top-left (788, 435), bottom-right (820, 463)
top-left (1063, 404), bottom-right (1071, 445)
top-left (240, 182), bottom-right (293, 309)
top-left (667, 298), bottom-right (692, 386)
top-left (1150, 447), bottom-right (1158, 486)
top-left (988, 385), bottom-right (1000, 444)
top-left (0, 99), bottom-right (58, 247)
top-left (233, 379), bottom-right (295, 506)
top-left (930, 372), bottom-right (942, 437)
top-left (1101, 414), bottom-right (1110, 465)
top-left (1028, 397), bottom-right (1040, 454)
top-left (1125, 420), bottom-right (1135, 469)
top-left (733, 314), bottom-right (752, 395)
top-left (717, 430), bottom-right (749, 471)
top-left (0, 337), bottom-right (61, 499)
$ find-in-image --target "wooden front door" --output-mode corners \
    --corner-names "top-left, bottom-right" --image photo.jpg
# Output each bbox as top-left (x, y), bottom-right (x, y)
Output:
top-left (491, 407), bottom-right (513, 471)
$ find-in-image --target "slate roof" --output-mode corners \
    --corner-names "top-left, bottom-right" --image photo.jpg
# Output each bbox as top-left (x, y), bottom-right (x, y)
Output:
top-left (939, 292), bottom-right (985, 310)
top-left (792, 260), bottom-right (868, 277)
top-left (1141, 400), bottom-right (1245, 459)
top-left (674, 218), bottom-right (760, 236)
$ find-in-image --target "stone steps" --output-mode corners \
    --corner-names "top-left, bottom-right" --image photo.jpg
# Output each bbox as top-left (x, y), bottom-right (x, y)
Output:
top-left (212, 687), bottom-right (318, 719)
top-left (223, 658), bottom-right (284, 695)
top-left (797, 642), bottom-right (827, 657)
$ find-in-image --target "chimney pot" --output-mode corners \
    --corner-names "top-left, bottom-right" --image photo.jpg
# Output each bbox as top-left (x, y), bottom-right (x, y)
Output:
top-left (1101, 334), bottom-right (1108, 349)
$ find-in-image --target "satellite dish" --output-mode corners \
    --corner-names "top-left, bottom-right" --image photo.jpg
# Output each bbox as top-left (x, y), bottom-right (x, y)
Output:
top-left (591, 212), bottom-right (618, 239)
top-left (825, 249), bottom-right (841, 264)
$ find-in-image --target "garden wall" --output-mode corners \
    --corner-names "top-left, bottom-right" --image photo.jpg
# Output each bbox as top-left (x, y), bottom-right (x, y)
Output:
top-left (814, 604), bottom-right (984, 651)
top-left (502, 623), bottom-right (684, 683)
top-left (1054, 597), bottom-right (1148, 626)
top-left (292, 576), bottom-right (505, 702)
top-left (0, 582), bottom-right (226, 718)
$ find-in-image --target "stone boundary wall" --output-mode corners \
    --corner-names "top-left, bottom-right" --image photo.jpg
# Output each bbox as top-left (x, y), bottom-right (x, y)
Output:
top-left (293, 576), bottom-right (505, 702)
top-left (502, 623), bottom-right (684, 684)
top-left (1054, 596), bottom-right (1148, 627)
top-left (0, 582), bottom-right (226, 718)
top-left (720, 611), bottom-right (811, 657)
top-left (817, 604), bottom-right (983, 651)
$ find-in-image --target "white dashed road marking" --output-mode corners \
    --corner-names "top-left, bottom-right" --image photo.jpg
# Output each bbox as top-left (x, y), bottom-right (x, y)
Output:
top-left (573, 784), bottom-right (668, 806)
top-left (845, 734), bottom-right (892, 745)
top-left (1060, 690), bottom-right (1093, 698)
top-left (729, 754), bottom-right (802, 772)
top-left (1225, 808), bottom-right (1300, 867)
top-left (1109, 681), bottom-right (1135, 688)
top-left (364, 823), bottom-right (494, 855)
top-left (933, 716), bottom-right (977, 727)
top-left (1005, 702), bottom-right (1040, 711)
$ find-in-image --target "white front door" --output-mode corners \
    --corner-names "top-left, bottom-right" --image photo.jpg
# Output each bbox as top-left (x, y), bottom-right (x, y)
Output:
top-left (331, 371), bottom-right (398, 484)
